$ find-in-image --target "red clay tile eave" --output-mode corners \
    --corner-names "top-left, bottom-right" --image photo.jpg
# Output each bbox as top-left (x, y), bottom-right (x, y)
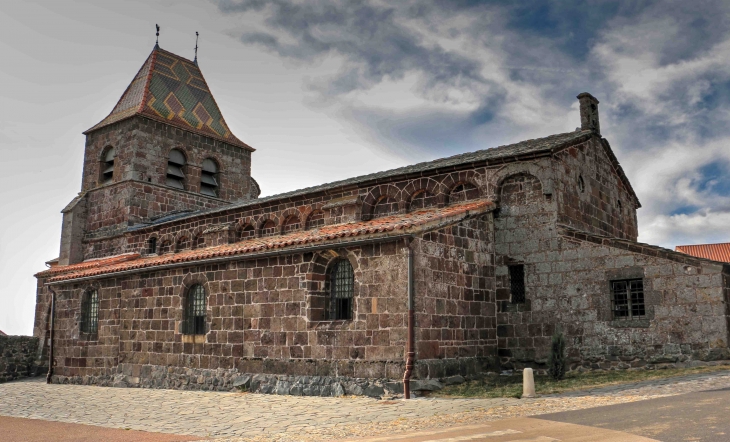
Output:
top-left (676, 243), bottom-right (730, 263)
top-left (37, 200), bottom-right (495, 283)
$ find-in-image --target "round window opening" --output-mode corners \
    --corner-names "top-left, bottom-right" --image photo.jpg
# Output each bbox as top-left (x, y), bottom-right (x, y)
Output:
top-left (578, 175), bottom-right (585, 193)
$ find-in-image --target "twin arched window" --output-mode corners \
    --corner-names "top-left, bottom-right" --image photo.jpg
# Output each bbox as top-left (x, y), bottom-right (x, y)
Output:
top-left (80, 289), bottom-right (99, 334)
top-left (183, 284), bottom-right (207, 335)
top-left (166, 150), bottom-right (220, 197)
top-left (326, 259), bottom-right (355, 320)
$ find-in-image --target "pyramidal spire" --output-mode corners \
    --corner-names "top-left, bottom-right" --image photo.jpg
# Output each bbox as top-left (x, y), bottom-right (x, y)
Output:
top-left (85, 46), bottom-right (252, 151)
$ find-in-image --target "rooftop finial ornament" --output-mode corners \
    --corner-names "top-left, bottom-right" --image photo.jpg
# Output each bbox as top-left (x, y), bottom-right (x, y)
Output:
top-left (155, 24), bottom-right (160, 48)
top-left (194, 31), bottom-right (199, 65)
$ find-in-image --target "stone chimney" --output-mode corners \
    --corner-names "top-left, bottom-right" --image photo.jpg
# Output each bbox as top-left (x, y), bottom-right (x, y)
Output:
top-left (577, 92), bottom-right (600, 134)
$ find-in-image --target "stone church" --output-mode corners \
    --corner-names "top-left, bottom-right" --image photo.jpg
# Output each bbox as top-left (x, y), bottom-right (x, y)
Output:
top-left (32, 44), bottom-right (730, 395)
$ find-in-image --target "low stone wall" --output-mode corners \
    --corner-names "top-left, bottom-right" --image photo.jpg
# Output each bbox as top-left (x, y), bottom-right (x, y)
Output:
top-left (49, 358), bottom-right (484, 397)
top-left (0, 335), bottom-right (41, 383)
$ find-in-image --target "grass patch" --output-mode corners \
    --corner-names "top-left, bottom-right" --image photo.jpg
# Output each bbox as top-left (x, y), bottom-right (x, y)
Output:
top-left (433, 365), bottom-right (730, 399)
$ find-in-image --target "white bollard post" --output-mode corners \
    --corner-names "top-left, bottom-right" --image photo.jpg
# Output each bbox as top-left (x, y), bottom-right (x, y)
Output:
top-left (522, 368), bottom-right (536, 398)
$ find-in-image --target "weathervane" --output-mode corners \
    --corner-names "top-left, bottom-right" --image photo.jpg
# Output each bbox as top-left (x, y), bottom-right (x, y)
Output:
top-left (194, 31), bottom-right (199, 65)
top-left (155, 24), bottom-right (160, 48)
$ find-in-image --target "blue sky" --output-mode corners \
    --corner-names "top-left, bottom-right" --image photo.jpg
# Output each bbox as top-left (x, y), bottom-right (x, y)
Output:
top-left (1, 0), bottom-right (729, 334)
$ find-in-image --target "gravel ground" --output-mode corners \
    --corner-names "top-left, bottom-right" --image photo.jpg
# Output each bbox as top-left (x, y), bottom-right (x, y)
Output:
top-left (208, 370), bottom-right (730, 442)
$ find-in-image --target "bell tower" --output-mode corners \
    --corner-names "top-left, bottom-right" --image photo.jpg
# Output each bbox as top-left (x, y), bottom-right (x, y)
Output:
top-left (58, 45), bottom-right (258, 265)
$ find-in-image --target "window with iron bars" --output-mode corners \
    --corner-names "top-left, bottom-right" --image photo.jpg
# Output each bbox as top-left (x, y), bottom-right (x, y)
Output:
top-left (611, 279), bottom-right (645, 320)
top-left (80, 289), bottom-right (99, 334)
top-left (183, 284), bottom-right (207, 335)
top-left (509, 264), bottom-right (525, 304)
top-left (326, 259), bottom-right (354, 320)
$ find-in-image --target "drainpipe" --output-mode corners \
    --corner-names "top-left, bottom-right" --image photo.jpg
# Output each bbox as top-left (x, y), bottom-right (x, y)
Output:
top-left (403, 238), bottom-right (415, 399)
top-left (46, 287), bottom-right (56, 384)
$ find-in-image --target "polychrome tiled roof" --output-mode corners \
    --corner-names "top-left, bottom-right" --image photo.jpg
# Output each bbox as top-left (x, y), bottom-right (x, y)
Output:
top-left (38, 199), bottom-right (494, 283)
top-left (85, 47), bottom-right (252, 150)
top-left (676, 243), bottom-right (730, 263)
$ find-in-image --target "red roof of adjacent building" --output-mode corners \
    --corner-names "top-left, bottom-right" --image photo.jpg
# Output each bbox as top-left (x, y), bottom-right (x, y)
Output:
top-left (85, 46), bottom-right (252, 151)
top-left (0, 330), bottom-right (6, 336)
top-left (37, 199), bottom-right (494, 283)
top-left (675, 243), bottom-right (730, 263)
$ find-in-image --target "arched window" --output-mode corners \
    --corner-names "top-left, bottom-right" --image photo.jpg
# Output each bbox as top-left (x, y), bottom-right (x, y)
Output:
top-left (166, 149), bottom-right (186, 189)
top-left (80, 289), bottom-right (99, 334)
top-left (99, 147), bottom-right (115, 185)
top-left (183, 284), bottom-right (207, 335)
top-left (372, 196), bottom-right (399, 218)
top-left (239, 224), bottom-right (255, 240)
top-left (260, 219), bottom-right (277, 237)
top-left (159, 240), bottom-right (172, 254)
top-left (176, 236), bottom-right (191, 251)
top-left (326, 259), bottom-right (354, 320)
top-left (305, 210), bottom-right (325, 230)
top-left (448, 182), bottom-right (479, 204)
top-left (408, 190), bottom-right (437, 212)
top-left (200, 158), bottom-right (219, 197)
top-left (282, 215), bottom-right (301, 233)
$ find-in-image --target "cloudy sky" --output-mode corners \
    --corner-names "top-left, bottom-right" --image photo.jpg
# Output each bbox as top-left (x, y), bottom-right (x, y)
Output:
top-left (1, 0), bottom-right (729, 334)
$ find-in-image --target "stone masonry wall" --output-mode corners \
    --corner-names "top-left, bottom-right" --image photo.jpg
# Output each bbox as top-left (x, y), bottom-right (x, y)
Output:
top-left (42, 239), bottom-right (411, 385)
top-left (497, 228), bottom-right (730, 369)
top-left (413, 214), bottom-right (498, 378)
top-left (554, 137), bottom-right (638, 241)
top-left (0, 335), bottom-right (41, 383)
top-left (81, 116), bottom-right (251, 200)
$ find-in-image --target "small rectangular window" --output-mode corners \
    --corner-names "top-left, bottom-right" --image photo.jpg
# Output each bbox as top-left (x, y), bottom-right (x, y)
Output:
top-left (611, 279), bottom-right (645, 320)
top-left (509, 264), bottom-right (525, 304)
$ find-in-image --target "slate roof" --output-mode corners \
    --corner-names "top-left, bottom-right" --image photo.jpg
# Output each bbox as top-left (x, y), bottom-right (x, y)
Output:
top-left (130, 129), bottom-right (597, 231)
top-left (85, 47), bottom-right (252, 150)
top-left (675, 243), bottom-right (730, 263)
top-left (39, 199), bottom-right (494, 283)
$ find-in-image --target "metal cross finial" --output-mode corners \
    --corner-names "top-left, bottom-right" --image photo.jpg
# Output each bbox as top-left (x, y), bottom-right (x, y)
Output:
top-left (194, 31), bottom-right (199, 65)
top-left (155, 24), bottom-right (160, 48)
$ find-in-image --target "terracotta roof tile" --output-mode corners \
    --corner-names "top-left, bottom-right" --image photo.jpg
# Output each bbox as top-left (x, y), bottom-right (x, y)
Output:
top-left (38, 200), bottom-right (494, 283)
top-left (676, 243), bottom-right (730, 263)
top-left (85, 47), bottom-right (252, 151)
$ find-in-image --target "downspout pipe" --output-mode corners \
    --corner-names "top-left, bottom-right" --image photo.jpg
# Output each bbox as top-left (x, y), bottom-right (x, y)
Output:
top-left (46, 287), bottom-right (57, 384)
top-left (403, 238), bottom-right (415, 399)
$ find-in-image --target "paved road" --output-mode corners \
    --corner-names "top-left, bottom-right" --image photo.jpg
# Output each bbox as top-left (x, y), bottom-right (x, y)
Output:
top-left (345, 417), bottom-right (658, 441)
top-left (3, 369), bottom-right (730, 441)
top-left (536, 387), bottom-right (730, 441)
top-left (0, 378), bottom-right (518, 439)
top-left (0, 416), bottom-right (201, 442)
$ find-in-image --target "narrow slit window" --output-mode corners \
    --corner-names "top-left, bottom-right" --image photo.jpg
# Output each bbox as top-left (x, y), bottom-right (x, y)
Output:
top-left (509, 264), bottom-right (525, 304)
top-left (184, 284), bottom-right (207, 335)
top-left (200, 158), bottom-right (219, 197)
top-left (327, 259), bottom-right (354, 320)
top-left (80, 290), bottom-right (99, 334)
top-left (611, 279), bottom-right (645, 320)
top-left (148, 237), bottom-right (157, 254)
top-left (166, 149), bottom-right (186, 189)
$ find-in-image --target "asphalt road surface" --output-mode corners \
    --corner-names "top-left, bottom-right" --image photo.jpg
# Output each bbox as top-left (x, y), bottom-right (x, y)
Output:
top-left (536, 387), bottom-right (730, 441)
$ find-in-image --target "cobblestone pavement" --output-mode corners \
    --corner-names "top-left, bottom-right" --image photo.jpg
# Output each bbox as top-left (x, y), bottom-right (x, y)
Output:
top-left (2, 370), bottom-right (730, 441)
